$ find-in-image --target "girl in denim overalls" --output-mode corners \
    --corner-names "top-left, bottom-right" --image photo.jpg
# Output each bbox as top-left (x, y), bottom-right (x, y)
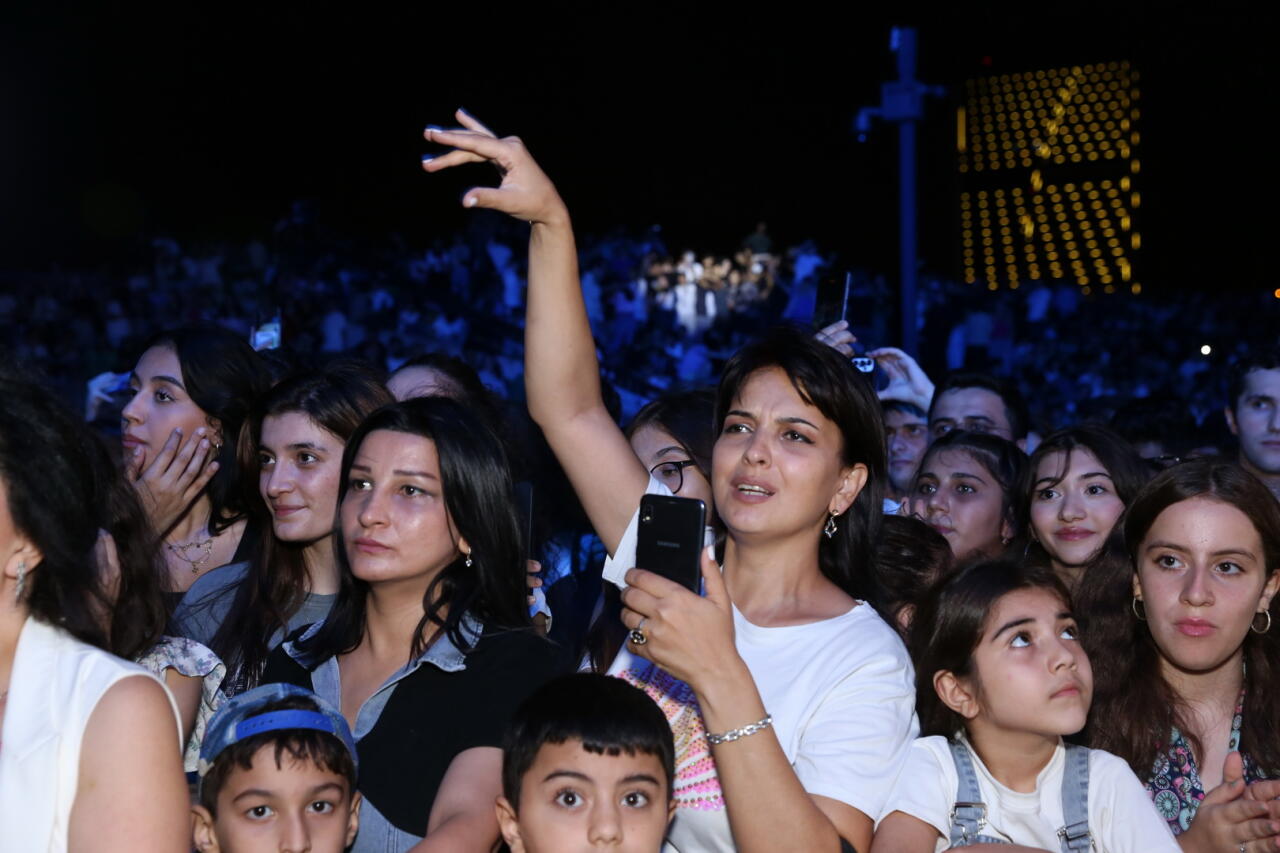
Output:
top-left (873, 560), bottom-right (1180, 853)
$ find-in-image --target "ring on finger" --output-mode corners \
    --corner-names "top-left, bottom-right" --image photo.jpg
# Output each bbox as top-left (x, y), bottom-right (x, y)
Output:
top-left (629, 617), bottom-right (648, 647)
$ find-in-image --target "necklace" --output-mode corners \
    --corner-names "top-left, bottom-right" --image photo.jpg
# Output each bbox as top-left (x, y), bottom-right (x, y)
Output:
top-left (167, 535), bottom-right (215, 573)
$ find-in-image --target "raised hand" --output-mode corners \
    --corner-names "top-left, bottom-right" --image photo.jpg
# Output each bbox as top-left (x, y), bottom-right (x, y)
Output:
top-left (814, 320), bottom-right (856, 357)
top-left (422, 109), bottom-right (568, 227)
top-left (868, 346), bottom-right (935, 412)
top-left (127, 427), bottom-right (219, 535)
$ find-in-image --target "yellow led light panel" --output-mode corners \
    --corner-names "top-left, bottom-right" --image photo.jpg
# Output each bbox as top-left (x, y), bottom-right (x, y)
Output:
top-left (958, 62), bottom-right (1139, 292)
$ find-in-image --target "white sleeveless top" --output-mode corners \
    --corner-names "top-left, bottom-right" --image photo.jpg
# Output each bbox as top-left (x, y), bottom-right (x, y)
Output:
top-left (0, 617), bottom-right (181, 852)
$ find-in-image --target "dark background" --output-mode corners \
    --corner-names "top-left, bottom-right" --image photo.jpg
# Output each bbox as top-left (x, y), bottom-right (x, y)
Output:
top-left (0, 3), bottom-right (1269, 292)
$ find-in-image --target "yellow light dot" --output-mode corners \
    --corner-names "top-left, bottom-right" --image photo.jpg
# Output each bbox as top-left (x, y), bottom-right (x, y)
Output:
top-left (988, 282), bottom-right (998, 291)
top-left (1131, 284), bottom-right (1142, 294)
top-left (1083, 286), bottom-right (1092, 295)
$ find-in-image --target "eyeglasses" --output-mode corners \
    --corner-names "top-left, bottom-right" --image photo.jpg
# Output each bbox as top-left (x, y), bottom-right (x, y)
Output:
top-left (649, 459), bottom-right (700, 495)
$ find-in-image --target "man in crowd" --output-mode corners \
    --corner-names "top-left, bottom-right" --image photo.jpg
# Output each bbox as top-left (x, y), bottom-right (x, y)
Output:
top-left (928, 371), bottom-right (1030, 451)
top-left (882, 400), bottom-right (929, 512)
top-left (1225, 346), bottom-right (1280, 501)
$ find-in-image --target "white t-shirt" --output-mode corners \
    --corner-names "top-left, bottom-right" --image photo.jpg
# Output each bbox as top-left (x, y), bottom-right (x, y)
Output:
top-left (604, 478), bottom-right (919, 852)
top-left (877, 735), bottom-right (1181, 853)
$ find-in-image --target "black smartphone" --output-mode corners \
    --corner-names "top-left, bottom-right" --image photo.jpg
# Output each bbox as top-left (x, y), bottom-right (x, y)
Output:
top-left (636, 494), bottom-right (706, 593)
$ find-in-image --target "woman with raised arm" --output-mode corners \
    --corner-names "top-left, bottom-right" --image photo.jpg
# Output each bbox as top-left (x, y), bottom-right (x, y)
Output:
top-left (0, 367), bottom-right (188, 851)
top-left (423, 110), bottom-right (917, 853)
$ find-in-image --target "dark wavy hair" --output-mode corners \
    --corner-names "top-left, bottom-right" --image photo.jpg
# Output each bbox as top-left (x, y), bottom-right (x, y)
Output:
top-left (874, 515), bottom-right (955, 637)
top-left (910, 559), bottom-right (1073, 738)
top-left (0, 366), bottom-right (112, 649)
top-left (206, 360), bottom-right (392, 688)
top-left (1021, 424), bottom-right (1151, 569)
top-left (141, 327), bottom-right (271, 534)
top-left (915, 430), bottom-right (1028, 547)
top-left (296, 397), bottom-right (531, 663)
top-left (86, 435), bottom-right (171, 660)
top-left (1078, 458), bottom-right (1280, 778)
top-left (715, 326), bottom-right (886, 604)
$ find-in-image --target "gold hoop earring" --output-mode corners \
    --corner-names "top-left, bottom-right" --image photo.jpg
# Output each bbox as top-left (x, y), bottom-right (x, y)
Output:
top-left (1252, 610), bottom-right (1272, 634)
top-left (823, 513), bottom-right (838, 539)
top-left (1131, 596), bottom-right (1147, 621)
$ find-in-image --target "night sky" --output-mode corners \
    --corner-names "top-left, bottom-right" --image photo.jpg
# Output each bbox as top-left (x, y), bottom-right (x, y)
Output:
top-left (0, 4), bottom-right (1270, 292)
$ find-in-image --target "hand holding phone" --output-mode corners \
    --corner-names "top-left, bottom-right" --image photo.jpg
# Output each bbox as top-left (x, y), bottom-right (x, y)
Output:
top-left (636, 495), bottom-right (706, 593)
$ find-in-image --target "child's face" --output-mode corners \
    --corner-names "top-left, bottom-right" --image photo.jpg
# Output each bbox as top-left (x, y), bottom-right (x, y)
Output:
top-left (497, 739), bottom-right (675, 853)
top-left (192, 746), bottom-right (360, 853)
top-left (946, 587), bottom-right (1093, 739)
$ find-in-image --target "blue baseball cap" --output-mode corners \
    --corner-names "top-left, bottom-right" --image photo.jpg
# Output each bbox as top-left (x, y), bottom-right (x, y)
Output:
top-left (198, 683), bottom-right (358, 791)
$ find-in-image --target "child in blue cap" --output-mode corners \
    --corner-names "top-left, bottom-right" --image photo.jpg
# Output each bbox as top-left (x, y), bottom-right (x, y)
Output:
top-left (192, 683), bottom-right (361, 853)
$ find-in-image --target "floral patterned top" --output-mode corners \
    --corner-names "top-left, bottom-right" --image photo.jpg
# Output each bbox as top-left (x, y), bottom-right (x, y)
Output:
top-left (1146, 689), bottom-right (1265, 835)
top-left (136, 635), bottom-right (226, 772)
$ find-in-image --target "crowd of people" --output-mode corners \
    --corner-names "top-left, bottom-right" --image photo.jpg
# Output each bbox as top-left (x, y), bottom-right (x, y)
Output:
top-left (1, 108), bottom-right (1279, 853)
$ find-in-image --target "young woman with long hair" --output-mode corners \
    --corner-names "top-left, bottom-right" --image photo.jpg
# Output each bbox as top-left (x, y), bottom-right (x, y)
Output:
top-left (422, 109), bottom-right (915, 853)
top-left (174, 359), bottom-right (393, 694)
top-left (262, 397), bottom-right (562, 851)
top-left (1078, 459), bottom-right (1280, 851)
top-left (910, 430), bottom-right (1027, 562)
top-left (1022, 424), bottom-right (1150, 591)
top-left (121, 327), bottom-right (270, 593)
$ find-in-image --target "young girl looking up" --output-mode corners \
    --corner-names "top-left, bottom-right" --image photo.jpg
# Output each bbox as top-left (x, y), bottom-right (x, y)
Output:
top-left (873, 560), bottom-right (1180, 853)
top-left (911, 431), bottom-right (1027, 561)
top-left (1023, 425), bottom-right (1150, 591)
top-left (1079, 459), bottom-right (1280, 851)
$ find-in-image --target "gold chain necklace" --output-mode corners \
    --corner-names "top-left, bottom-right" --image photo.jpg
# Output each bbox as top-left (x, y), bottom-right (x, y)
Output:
top-left (167, 533), bottom-right (215, 574)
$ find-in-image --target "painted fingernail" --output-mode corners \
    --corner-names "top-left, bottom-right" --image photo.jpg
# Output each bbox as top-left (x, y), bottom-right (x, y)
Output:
top-left (464, 196), bottom-right (478, 207)
top-left (200, 439), bottom-right (210, 449)
top-left (421, 155), bottom-right (434, 164)
top-left (196, 427), bottom-right (206, 436)
top-left (457, 106), bottom-right (469, 115)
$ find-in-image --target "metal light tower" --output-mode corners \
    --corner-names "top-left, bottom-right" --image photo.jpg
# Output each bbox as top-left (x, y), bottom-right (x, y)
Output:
top-left (856, 27), bottom-right (943, 356)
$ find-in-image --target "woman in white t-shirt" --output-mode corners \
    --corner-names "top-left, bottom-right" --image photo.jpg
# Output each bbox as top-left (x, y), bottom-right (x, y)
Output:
top-left (872, 559), bottom-right (1179, 853)
top-left (422, 109), bottom-right (917, 853)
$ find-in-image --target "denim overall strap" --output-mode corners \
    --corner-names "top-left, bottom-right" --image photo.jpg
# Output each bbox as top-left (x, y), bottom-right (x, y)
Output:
top-left (947, 740), bottom-right (1005, 847)
top-left (1056, 743), bottom-right (1093, 853)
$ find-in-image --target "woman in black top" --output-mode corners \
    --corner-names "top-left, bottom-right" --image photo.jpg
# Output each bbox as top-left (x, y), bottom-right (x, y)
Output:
top-left (263, 397), bottom-right (562, 852)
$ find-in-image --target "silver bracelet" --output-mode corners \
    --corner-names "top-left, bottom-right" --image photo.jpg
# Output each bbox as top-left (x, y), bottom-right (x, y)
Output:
top-left (705, 713), bottom-right (773, 745)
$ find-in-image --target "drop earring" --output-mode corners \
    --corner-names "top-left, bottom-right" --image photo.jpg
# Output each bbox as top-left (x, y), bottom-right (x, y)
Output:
top-left (823, 513), bottom-right (839, 539)
top-left (15, 560), bottom-right (26, 601)
top-left (465, 550), bottom-right (473, 568)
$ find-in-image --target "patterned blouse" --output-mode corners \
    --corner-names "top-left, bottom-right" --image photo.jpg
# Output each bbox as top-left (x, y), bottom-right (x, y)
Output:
top-left (1146, 689), bottom-right (1265, 835)
top-left (136, 635), bottom-right (226, 772)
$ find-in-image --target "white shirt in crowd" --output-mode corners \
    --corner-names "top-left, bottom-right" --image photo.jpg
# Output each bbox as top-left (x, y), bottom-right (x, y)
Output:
top-left (876, 735), bottom-right (1181, 853)
top-left (604, 477), bottom-right (918, 852)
